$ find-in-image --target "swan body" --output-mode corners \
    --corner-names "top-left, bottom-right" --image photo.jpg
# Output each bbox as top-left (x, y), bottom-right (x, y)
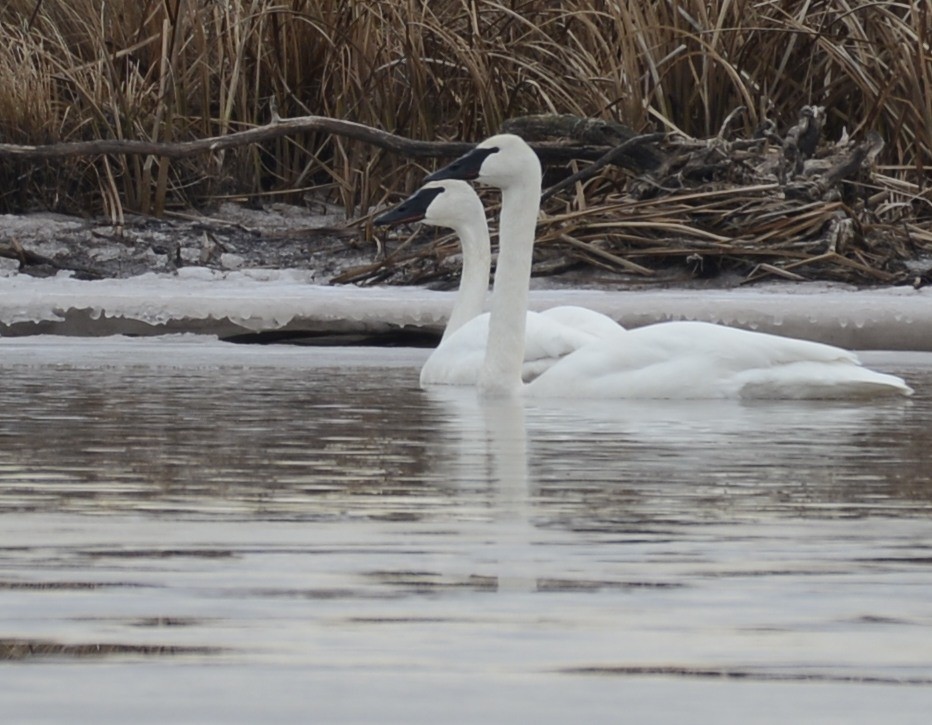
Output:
top-left (524, 320), bottom-right (910, 399)
top-left (424, 134), bottom-right (913, 399)
top-left (375, 179), bottom-right (623, 386)
top-left (418, 309), bottom-right (602, 385)
top-left (537, 305), bottom-right (626, 339)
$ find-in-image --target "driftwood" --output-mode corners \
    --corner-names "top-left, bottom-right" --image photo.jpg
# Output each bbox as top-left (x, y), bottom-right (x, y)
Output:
top-left (503, 114), bottom-right (667, 173)
top-left (0, 114), bottom-right (624, 165)
top-left (0, 116), bottom-right (469, 161)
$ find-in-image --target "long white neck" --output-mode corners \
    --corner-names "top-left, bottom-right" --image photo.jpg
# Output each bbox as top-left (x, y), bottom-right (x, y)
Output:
top-left (479, 179), bottom-right (541, 395)
top-left (441, 219), bottom-right (491, 341)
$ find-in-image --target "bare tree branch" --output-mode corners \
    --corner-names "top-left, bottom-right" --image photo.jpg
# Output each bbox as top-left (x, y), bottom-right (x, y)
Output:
top-left (0, 114), bottom-right (618, 164)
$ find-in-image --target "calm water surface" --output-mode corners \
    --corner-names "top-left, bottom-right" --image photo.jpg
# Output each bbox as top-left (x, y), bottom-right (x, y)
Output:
top-left (1, 337), bottom-right (931, 723)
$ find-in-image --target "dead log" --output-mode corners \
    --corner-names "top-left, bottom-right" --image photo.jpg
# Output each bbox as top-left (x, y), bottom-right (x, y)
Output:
top-left (0, 116), bottom-right (469, 161)
top-left (503, 113), bottom-right (667, 173)
top-left (0, 114), bottom-right (622, 166)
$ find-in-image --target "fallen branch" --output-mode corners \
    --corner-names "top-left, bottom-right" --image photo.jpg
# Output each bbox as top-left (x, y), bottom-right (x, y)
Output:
top-left (0, 116), bottom-right (464, 161)
top-left (0, 114), bottom-right (620, 165)
top-left (503, 114), bottom-right (667, 173)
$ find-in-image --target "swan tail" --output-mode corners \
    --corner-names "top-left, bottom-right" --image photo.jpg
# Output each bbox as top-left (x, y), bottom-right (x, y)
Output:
top-left (737, 364), bottom-right (913, 399)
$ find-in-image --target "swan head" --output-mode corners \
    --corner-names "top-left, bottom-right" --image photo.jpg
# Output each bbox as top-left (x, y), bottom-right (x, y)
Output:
top-left (373, 179), bottom-right (484, 230)
top-left (425, 134), bottom-right (541, 191)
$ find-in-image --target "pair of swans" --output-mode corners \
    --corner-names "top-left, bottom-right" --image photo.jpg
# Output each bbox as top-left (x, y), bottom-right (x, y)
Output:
top-left (375, 177), bottom-right (623, 386)
top-left (377, 134), bottom-right (912, 398)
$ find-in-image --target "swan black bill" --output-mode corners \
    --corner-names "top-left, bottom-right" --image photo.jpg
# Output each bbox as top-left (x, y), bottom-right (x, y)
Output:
top-left (373, 185), bottom-right (446, 225)
top-left (424, 146), bottom-right (498, 182)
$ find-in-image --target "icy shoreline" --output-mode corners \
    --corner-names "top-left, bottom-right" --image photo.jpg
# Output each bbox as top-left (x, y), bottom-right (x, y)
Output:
top-left (1, 268), bottom-right (929, 350)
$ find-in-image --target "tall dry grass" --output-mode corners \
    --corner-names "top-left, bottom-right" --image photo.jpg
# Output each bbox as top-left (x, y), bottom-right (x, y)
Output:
top-left (0, 0), bottom-right (929, 219)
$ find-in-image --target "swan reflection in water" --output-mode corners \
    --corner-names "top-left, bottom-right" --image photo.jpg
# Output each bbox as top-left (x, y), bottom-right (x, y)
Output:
top-left (421, 384), bottom-right (915, 589)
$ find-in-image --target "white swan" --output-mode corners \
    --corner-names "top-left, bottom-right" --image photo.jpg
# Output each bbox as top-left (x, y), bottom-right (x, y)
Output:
top-left (375, 179), bottom-right (623, 386)
top-left (375, 180), bottom-right (491, 342)
top-left (424, 134), bottom-right (913, 398)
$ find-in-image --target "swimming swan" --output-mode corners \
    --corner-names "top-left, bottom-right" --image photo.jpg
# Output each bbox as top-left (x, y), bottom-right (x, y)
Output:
top-left (375, 179), bottom-right (623, 386)
top-left (424, 134), bottom-right (913, 399)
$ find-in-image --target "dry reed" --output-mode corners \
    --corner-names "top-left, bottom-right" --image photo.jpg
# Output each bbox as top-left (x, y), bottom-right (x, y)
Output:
top-left (0, 1), bottom-right (929, 282)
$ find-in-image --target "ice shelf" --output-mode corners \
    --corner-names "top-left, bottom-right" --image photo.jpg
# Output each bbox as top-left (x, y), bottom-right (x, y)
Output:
top-left (1, 269), bottom-right (929, 350)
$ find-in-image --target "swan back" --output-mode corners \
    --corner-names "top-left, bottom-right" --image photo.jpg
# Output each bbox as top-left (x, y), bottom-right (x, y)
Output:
top-left (524, 321), bottom-right (912, 399)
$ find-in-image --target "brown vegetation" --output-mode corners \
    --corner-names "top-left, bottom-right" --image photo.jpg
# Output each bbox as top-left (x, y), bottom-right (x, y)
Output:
top-left (0, 637), bottom-right (216, 660)
top-left (0, 1), bottom-right (930, 284)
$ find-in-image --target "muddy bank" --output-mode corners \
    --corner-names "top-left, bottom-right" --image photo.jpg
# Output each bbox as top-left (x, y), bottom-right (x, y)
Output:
top-left (0, 201), bottom-right (372, 282)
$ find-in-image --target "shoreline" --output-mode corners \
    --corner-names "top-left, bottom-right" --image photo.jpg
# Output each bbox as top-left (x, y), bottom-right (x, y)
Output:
top-left (1, 271), bottom-right (929, 351)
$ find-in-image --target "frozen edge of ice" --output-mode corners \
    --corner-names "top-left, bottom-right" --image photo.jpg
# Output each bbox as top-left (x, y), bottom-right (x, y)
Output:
top-left (0, 270), bottom-right (929, 350)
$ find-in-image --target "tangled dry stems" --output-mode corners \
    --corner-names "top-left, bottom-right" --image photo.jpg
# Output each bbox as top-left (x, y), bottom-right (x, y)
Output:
top-left (0, 0), bottom-right (930, 283)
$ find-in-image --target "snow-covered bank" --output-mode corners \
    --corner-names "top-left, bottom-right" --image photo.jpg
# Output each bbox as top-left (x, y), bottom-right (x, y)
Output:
top-left (0, 268), bottom-right (929, 350)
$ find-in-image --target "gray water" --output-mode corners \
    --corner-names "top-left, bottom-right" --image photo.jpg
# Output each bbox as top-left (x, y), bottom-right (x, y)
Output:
top-left (1, 338), bottom-right (931, 723)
